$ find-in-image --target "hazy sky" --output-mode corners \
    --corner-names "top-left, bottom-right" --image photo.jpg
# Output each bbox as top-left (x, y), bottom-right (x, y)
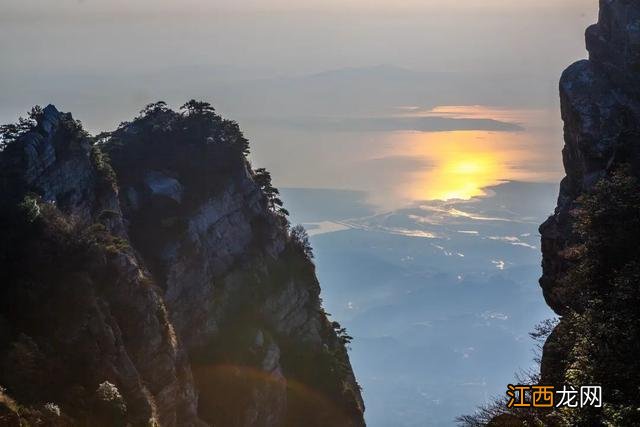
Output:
top-left (2, 0), bottom-right (595, 78)
top-left (1, 0), bottom-right (598, 206)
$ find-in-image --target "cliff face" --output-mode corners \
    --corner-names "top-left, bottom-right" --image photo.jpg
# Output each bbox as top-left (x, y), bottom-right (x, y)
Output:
top-left (0, 103), bottom-right (364, 426)
top-left (538, 0), bottom-right (640, 424)
top-left (540, 0), bottom-right (640, 315)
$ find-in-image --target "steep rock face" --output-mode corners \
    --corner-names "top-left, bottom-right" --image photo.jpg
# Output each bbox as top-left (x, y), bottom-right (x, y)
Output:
top-left (0, 103), bottom-right (365, 426)
top-left (540, 0), bottom-right (640, 315)
top-left (0, 106), bottom-right (201, 426)
top-left (539, 0), bottom-right (640, 411)
top-left (104, 105), bottom-right (364, 427)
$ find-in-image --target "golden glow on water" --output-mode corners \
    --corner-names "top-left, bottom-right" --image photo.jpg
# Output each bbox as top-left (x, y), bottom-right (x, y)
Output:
top-left (259, 105), bottom-right (563, 208)
top-left (413, 134), bottom-right (506, 201)
top-left (385, 127), bottom-right (550, 202)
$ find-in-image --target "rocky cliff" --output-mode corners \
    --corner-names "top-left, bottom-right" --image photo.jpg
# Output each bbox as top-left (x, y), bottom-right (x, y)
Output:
top-left (537, 0), bottom-right (640, 424)
top-left (540, 0), bottom-right (640, 315)
top-left (0, 102), bottom-right (365, 426)
top-left (461, 2), bottom-right (640, 425)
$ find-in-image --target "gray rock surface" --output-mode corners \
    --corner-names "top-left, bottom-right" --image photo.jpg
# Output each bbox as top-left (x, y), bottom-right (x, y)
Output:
top-left (539, 0), bottom-right (640, 393)
top-left (107, 108), bottom-right (364, 427)
top-left (145, 171), bottom-right (184, 203)
top-left (0, 107), bottom-right (202, 426)
top-left (0, 103), bottom-right (365, 427)
top-left (540, 0), bottom-right (640, 315)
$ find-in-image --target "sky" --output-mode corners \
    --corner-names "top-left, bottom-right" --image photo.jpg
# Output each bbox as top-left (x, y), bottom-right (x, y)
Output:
top-left (2, 0), bottom-right (594, 97)
top-left (1, 0), bottom-right (598, 209)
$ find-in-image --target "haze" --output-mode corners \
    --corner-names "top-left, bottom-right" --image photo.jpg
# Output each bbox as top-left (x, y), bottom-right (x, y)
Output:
top-left (3, 0), bottom-right (594, 118)
top-left (1, 1), bottom-right (598, 425)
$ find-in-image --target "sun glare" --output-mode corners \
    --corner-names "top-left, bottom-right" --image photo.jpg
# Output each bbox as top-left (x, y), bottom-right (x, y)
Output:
top-left (381, 125), bottom-right (546, 202)
top-left (450, 160), bottom-right (487, 175)
top-left (408, 131), bottom-right (514, 201)
top-left (363, 105), bottom-right (562, 204)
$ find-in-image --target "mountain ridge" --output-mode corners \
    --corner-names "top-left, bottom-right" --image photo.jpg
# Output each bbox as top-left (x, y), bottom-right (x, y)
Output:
top-left (0, 101), bottom-right (365, 427)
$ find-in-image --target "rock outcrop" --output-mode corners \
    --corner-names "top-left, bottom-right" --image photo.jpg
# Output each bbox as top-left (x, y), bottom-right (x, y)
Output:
top-left (540, 0), bottom-right (640, 316)
top-left (537, 0), bottom-right (640, 424)
top-left (0, 103), bottom-right (364, 426)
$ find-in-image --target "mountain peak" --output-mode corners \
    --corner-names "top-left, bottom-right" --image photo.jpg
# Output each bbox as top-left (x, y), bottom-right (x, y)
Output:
top-left (0, 102), bottom-right (365, 427)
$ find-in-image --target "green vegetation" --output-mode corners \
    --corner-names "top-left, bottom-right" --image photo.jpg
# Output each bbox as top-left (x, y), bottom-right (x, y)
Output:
top-left (92, 381), bottom-right (127, 427)
top-left (459, 166), bottom-right (640, 426)
top-left (290, 225), bottom-right (314, 259)
top-left (0, 101), bottom-right (359, 426)
top-left (254, 168), bottom-right (290, 219)
top-left (104, 100), bottom-right (253, 205)
top-left (0, 106), bottom-right (42, 150)
top-left (331, 320), bottom-right (354, 348)
top-left (18, 195), bottom-right (41, 224)
top-left (138, 100), bottom-right (171, 118)
top-left (550, 166), bottom-right (640, 426)
top-left (180, 99), bottom-right (217, 119)
top-left (91, 146), bottom-right (118, 196)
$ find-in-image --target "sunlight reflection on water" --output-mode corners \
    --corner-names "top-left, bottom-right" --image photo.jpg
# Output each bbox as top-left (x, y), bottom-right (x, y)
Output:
top-left (250, 105), bottom-right (562, 210)
top-left (368, 107), bottom-right (559, 206)
top-left (393, 130), bottom-right (537, 201)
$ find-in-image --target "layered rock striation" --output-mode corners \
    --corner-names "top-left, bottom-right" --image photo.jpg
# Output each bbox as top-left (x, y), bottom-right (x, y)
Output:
top-left (0, 103), bottom-right (364, 426)
top-left (538, 0), bottom-right (640, 424)
top-left (540, 0), bottom-right (640, 315)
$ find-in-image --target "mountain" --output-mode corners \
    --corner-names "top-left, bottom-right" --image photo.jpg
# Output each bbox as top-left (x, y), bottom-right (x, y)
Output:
top-left (0, 102), bottom-right (364, 426)
top-left (537, 1), bottom-right (640, 424)
top-left (463, 1), bottom-right (640, 425)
